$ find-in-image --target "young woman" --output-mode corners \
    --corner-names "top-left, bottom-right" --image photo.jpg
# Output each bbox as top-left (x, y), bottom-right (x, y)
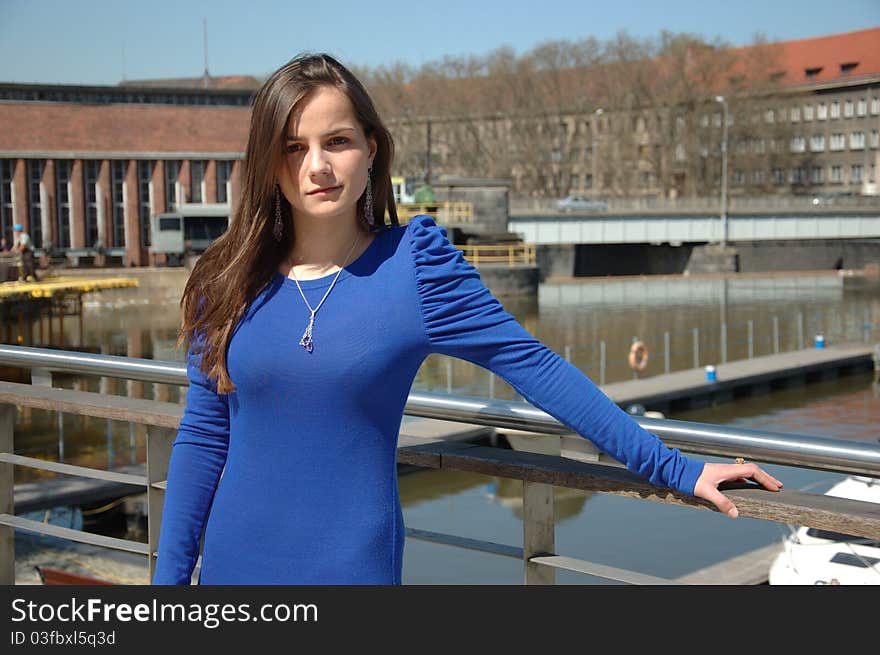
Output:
top-left (152, 53), bottom-right (782, 585)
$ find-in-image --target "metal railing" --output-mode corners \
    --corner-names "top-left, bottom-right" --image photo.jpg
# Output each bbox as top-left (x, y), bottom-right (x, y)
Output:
top-left (1, 343), bottom-right (879, 585)
top-left (510, 194), bottom-right (880, 214)
top-left (397, 202), bottom-right (474, 224)
top-left (459, 244), bottom-right (537, 266)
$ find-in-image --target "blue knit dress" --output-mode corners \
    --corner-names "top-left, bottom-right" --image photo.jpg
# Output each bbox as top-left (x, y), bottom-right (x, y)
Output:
top-left (152, 215), bottom-right (704, 585)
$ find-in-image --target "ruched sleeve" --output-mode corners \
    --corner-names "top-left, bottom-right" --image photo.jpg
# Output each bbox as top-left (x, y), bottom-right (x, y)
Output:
top-left (408, 214), bottom-right (704, 495)
top-left (152, 336), bottom-right (230, 585)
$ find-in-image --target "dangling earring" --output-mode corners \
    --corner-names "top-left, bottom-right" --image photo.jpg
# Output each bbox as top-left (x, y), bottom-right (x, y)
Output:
top-left (273, 185), bottom-right (283, 242)
top-left (364, 168), bottom-right (374, 227)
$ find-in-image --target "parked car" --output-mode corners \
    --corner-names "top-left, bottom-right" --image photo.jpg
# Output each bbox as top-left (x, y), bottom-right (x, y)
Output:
top-left (555, 194), bottom-right (608, 212)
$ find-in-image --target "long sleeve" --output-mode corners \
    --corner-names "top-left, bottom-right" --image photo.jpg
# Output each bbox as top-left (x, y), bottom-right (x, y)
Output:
top-left (408, 214), bottom-right (704, 495)
top-left (152, 338), bottom-right (230, 584)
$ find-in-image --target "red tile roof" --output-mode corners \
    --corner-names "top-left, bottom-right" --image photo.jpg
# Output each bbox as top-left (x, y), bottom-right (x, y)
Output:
top-left (736, 26), bottom-right (880, 86)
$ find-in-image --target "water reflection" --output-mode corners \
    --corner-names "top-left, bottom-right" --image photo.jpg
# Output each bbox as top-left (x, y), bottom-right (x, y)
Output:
top-left (4, 271), bottom-right (879, 583)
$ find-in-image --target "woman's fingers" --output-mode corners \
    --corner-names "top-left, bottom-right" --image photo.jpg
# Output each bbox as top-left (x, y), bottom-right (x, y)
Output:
top-left (736, 463), bottom-right (783, 491)
top-left (693, 462), bottom-right (784, 519)
top-left (703, 486), bottom-right (739, 518)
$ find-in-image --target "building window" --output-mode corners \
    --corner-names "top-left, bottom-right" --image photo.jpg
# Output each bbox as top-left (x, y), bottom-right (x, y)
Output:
top-left (791, 167), bottom-right (805, 185)
top-left (27, 160), bottom-right (44, 248)
top-left (772, 168), bottom-right (785, 185)
top-left (764, 109), bottom-right (774, 124)
top-left (843, 100), bottom-right (854, 118)
top-left (829, 133), bottom-right (846, 151)
top-left (803, 104), bottom-right (814, 121)
top-left (753, 139), bottom-right (765, 154)
top-left (216, 160), bottom-right (231, 203)
top-left (817, 103), bottom-right (827, 120)
top-left (872, 97), bottom-right (880, 115)
top-left (164, 160), bottom-right (180, 210)
top-left (850, 132), bottom-right (865, 149)
top-left (732, 169), bottom-right (744, 186)
top-left (190, 160), bottom-right (205, 203)
top-left (790, 136), bottom-right (806, 153)
top-left (871, 130), bottom-right (879, 149)
top-left (811, 166), bottom-right (824, 184)
top-left (851, 165), bottom-right (862, 184)
top-left (830, 101), bottom-right (840, 119)
top-left (674, 144), bottom-right (686, 161)
top-left (84, 160), bottom-right (99, 248)
top-left (0, 160), bottom-right (13, 246)
top-left (54, 160), bottom-right (72, 248)
top-left (110, 160), bottom-right (126, 248)
top-left (810, 135), bottom-right (825, 152)
top-left (805, 67), bottom-right (822, 80)
top-left (752, 169), bottom-right (765, 185)
top-left (137, 161), bottom-right (153, 247)
top-left (830, 165), bottom-right (843, 183)
top-left (790, 106), bottom-right (800, 122)
top-left (840, 62), bottom-right (858, 75)
top-left (857, 98), bottom-right (867, 116)
top-left (699, 113), bottom-right (709, 128)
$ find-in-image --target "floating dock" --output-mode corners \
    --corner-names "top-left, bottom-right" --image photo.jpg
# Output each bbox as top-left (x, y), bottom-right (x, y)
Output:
top-left (601, 342), bottom-right (878, 413)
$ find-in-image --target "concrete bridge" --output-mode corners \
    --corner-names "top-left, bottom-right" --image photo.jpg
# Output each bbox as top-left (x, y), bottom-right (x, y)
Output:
top-left (508, 206), bottom-right (880, 276)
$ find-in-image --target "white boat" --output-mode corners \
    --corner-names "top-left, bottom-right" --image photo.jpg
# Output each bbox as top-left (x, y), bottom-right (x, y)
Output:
top-left (768, 475), bottom-right (880, 585)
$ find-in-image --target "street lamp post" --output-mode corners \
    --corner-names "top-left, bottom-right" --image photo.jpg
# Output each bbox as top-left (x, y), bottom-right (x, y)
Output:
top-left (715, 95), bottom-right (729, 247)
top-left (592, 108), bottom-right (603, 200)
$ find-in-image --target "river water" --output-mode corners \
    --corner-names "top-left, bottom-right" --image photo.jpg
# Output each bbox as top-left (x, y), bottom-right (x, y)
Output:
top-left (9, 270), bottom-right (880, 584)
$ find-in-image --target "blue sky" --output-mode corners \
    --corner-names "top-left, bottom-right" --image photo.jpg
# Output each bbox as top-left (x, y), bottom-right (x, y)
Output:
top-left (2, 0), bottom-right (878, 85)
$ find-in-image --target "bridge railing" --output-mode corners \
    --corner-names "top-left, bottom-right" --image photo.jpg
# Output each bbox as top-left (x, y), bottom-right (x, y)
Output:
top-left (510, 194), bottom-right (880, 214)
top-left (1, 344), bottom-right (878, 585)
top-left (397, 202), bottom-right (475, 225)
top-left (460, 244), bottom-right (536, 266)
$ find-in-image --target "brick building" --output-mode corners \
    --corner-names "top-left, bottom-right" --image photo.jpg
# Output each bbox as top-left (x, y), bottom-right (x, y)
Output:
top-left (0, 29), bottom-right (878, 267)
top-left (0, 79), bottom-right (257, 265)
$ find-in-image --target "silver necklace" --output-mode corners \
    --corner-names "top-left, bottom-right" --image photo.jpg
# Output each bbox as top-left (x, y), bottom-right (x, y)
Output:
top-left (288, 232), bottom-right (361, 353)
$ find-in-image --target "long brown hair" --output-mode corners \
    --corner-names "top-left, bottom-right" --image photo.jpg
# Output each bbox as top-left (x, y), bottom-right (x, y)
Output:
top-left (178, 53), bottom-right (398, 394)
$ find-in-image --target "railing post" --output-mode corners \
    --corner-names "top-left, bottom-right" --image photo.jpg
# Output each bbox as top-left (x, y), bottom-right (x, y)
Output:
top-left (797, 312), bottom-right (804, 350)
top-left (523, 480), bottom-right (555, 585)
top-left (693, 327), bottom-right (699, 369)
top-left (773, 316), bottom-right (780, 354)
top-left (748, 320), bottom-right (754, 359)
top-left (721, 323), bottom-right (728, 364)
top-left (147, 426), bottom-right (176, 585)
top-left (0, 403), bottom-right (15, 584)
top-left (664, 331), bottom-right (670, 374)
top-left (564, 345), bottom-right (571, 363)
top-left (599, 340), bottom-right (606, 386)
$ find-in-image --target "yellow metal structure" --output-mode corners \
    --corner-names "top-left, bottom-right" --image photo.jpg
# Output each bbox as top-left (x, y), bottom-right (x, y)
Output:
top-left (397, 202), bottom-right (474, 225)
top-left (0, 276), bottom-right (139, 300)
top-left (459, 244), bottom-right (536, 266)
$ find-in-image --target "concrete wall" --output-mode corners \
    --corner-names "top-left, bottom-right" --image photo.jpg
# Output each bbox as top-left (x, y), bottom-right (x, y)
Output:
top-left (431, 177), bottom-right (511, 234)
top-left (536, 239), bottom-right (880, 278)
top-left (736, 239), bottom-right (880, 271)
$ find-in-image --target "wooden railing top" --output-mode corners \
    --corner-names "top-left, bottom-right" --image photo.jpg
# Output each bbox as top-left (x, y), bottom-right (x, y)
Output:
top-left (3, 380), bottom-right (879, 540)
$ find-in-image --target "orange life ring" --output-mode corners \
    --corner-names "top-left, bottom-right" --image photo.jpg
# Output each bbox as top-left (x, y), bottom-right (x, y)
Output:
top-left (628, 340), bottom-right (649, 372)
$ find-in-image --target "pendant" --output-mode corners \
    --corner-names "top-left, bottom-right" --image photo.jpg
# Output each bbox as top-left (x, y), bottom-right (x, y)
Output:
top-left (299, 312), bottom-right (315, 353)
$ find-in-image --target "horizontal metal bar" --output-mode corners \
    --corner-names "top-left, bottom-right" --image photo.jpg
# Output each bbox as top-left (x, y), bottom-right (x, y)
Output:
top-left (0, 453), bottom-right (147, 486)
top-left (405, 527), bottom-right (523, 560)
top-left (0, 344), bottom-right (187, 385)
top-left (528, 555), bottom-right (683, 585)
top-left (0, 513), bottom-right (150, 555)
top-left (2, 344), bottom-right (879, 476)
top-left (404, 390), bottom-right (880, 477)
